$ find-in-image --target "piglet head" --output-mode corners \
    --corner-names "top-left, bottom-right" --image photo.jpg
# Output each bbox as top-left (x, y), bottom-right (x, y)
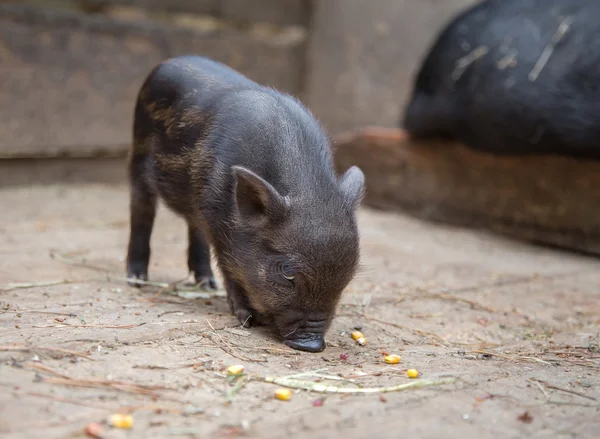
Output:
top-left (230, 165), bottom-right (365, 352)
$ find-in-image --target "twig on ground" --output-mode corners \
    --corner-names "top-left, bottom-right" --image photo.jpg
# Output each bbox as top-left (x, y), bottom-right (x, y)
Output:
top-left (38, 378), bottom-right (168, 398)
top-left (121, 278), bottom-right (176, 288)
top-left (206, 319), bottom-right (267, 363)
top-left (1, 280), bottom-right (73, 292)
top-left (132, 360), bottom-right (211, 370)
top-left (148, 275), bottom-right (192, 300)
top-left (491, 349), bottom-right (599, 369)
top-left (118, 404), bottom-right (185, 415)
top-left (252, 346), bottom-right (301, 356)
top-left (409, 312), bottom-right (444, 319)
top-left (23, 362), bottom-right (72, 379)
top-left (279, 369), bottom-right (361, 386)
top-left (523, 379), bottom-right (551, 407)
top-left (157, 310), bottom-right (185, 318)
top-left (22, 362), bottom-right (180, 400)
top-left (32, 322), bottom-right (145, 329)
top-left (259, 375), bottom-right (458, 394)
top-left (469, 350), bottom-right (554, 366)
top-left (546, 400), bottom-right (599, 408)
top-left (0, 344), bottom-right (93, 360)
top-left (283, 368), bottom-right (330, 379)
top-left (552, 358), bottom-right (600, 370)
top-left (310, 373), bottom-right (362, 387)
top-left (3, 309), bottom-right (77, 317)
top-left (132, 364), bottom-right (172, 370)
top-left (226, 375), bottom-right (249, 403)
top-left (533, 380), bottom-right (550, 401)
top-left (531, 379), bottom-right (597, 401)
top-left (345, 368), bottom-right (406, 379)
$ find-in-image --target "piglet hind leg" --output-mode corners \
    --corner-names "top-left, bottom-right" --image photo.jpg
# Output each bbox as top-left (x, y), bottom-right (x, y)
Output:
top-left (225, 278), bottom-right (257, 328)
top-left (187, 224), bottom-right (218, 290)
top-left (126, 156), bottom-right (157, 287)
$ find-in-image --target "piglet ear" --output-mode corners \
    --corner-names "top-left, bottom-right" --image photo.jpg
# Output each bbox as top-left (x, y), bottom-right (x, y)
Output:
top-left (232, 166), bottom-right (288, 227)
top-left (339, 166), bottom-right (365, 210)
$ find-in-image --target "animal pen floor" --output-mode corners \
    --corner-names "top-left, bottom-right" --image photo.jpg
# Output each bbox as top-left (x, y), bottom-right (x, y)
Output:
top-left (0, 159), bottom-right (599, 439)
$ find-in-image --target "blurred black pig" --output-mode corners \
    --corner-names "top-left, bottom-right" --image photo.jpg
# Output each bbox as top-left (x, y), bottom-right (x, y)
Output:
top-left (403, 0), bottom-right (600, 159)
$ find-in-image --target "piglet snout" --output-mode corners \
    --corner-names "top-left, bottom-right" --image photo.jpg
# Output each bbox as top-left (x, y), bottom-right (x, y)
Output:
top-left (282, 318), bottom-right (328, 353)
top-left (284, 334), bottom-right (326, 353)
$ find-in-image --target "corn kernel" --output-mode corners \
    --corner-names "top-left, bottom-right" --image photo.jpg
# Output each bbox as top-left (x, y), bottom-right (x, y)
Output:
top-left (384, 354), bottom-right (401, 364)
top-left (406, 368), bottom-right (419, 378)
top-left (227, 365), bottom-right (245, 376)
top-left (274, 388), bottom-right (292, 401)
top-left (356, 337), bottom-right (367, 346)
top-left (110, 413), bottom-right (134, 429)
top-left (351, 331), bottom-right (364, 341)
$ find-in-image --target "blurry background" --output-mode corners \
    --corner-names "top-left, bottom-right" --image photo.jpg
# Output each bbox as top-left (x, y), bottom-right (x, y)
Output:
top-left (0, 0), bottom-right (476, 161)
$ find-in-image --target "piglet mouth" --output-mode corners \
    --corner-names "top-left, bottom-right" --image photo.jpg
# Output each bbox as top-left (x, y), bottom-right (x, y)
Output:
top-left (282, 319), bottom-right (327, 353)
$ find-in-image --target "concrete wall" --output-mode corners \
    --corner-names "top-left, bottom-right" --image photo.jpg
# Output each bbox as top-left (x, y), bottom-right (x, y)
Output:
top-left (0, 0), bottom-right (309, 158)
top-left (304, 0), bottom-right (478, 136)
top-left (0, 0), bottom-right (476, 158)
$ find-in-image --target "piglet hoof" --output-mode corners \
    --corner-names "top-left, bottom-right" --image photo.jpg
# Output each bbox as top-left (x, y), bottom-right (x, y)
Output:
top-left (235, 308), bottom-right (253, 328)
top-left (195, 275), bottom-right (218, 291)
top-left (126, 264), bottom-right (148, 288)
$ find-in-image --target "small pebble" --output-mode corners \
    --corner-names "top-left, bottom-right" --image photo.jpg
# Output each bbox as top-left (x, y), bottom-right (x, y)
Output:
top-left (85, 422), bottom-right (104, 438)
top-left (352, 324), bottom-right (363, 331)
top-left (313, 398), bottom-right (325, 407)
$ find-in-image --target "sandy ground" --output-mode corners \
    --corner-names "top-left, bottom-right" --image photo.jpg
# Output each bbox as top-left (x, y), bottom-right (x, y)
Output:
top-left (0, 160), bottom-right (599, 439)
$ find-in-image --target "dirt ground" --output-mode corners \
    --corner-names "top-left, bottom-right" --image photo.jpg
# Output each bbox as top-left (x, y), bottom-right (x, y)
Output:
top-left (1, 159), bottom-right (599, 439)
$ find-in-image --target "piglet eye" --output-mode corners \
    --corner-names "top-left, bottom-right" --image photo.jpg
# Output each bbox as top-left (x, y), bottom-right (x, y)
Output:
top-left (280, 262), bottom-right (295, 281)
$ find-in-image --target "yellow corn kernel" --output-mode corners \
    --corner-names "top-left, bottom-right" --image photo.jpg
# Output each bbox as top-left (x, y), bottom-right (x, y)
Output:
top-left (406, 368), bottom-right (419, 378)
top-left (110, 413), bottom-right (133, 429)
top-left (384, 354), bottom-right (401, 364)
top-left (274, 388), bottom-right (292, 401)
top-left (227, 365), bottom-right (245, 376)
top-left (351, 331), bottom-right (364, 341)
